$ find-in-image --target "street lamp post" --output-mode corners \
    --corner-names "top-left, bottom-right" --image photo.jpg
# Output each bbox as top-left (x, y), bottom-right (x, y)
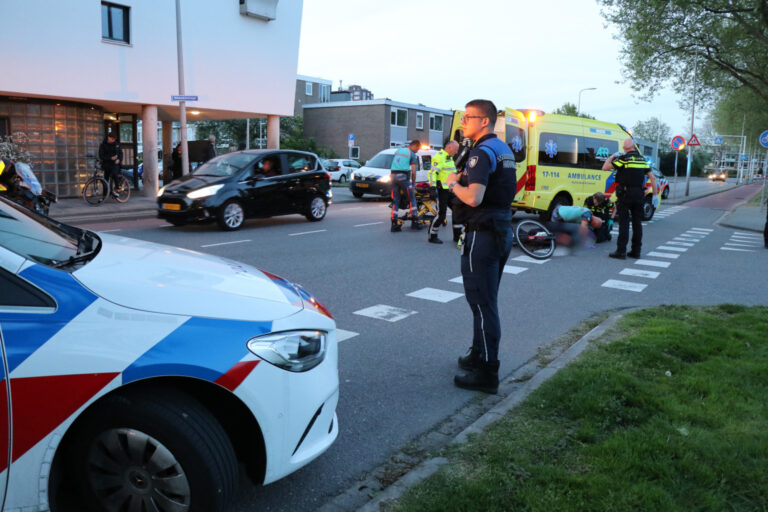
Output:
top-left (577, 88), bottom-right (597, 116)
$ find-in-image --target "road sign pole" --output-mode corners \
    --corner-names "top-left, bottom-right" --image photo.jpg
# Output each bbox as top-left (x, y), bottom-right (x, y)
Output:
top-left (673, 151), bottom-right (679, 198)
top-left (685, 60), bottom-right (697, 197)
top-left (175, 0), bottom-right (189, 176)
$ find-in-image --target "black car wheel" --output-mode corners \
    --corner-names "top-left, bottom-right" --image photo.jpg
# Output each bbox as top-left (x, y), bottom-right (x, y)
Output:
top-left (661, 186), bottom-right (669, 199)
top-left (352, 190), bottom-right (364, 198)
top-left (306, 195), bottom-right (327, 221)
top-left (338, 175), bottom-right (347, 184)
top-left (642, 195), bottom-right (655, 221)
top-left (64, 391), bottom-right (238, 512)
top-left (217, 200), bottom-right (245, 230)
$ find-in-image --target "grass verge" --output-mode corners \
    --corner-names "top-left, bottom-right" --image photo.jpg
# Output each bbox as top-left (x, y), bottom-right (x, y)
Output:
top-left (391, 305), bottom-right (768, 512)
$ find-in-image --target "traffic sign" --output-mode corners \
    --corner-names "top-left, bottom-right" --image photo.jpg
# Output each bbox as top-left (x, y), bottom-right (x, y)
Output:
top-left (671, 135), bottom-right (686, 151)
top-left (348, 133), bottom-right (355, 147)
top-left (759, 130), bottom-right (768, 148)
top-left (741, 154), bottom-right (749, 161)
top-left (687, 134), bottom-right (701, 146)
top-left (714, 136), bottom-right (723, 145)
top-left (172, 95), bottom-right (198, 101)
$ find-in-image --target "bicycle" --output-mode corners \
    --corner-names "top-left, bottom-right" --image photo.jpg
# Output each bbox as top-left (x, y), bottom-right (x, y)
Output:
top-left (513, 218), bottom-right (556, 259)
top-left (82, 162), bottom-right (130, 205)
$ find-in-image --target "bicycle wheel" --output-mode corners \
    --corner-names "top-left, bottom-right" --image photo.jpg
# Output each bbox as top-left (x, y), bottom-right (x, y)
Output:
top-left (82, 178), bottom-right (108, 206)
top-left (113, 176), bottom-right (131, 203)
top-left (515, 219), bottom-right (555, 259)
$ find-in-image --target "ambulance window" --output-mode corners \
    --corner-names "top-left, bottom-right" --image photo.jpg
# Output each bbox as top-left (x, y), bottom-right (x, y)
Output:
top-left (421, 155), bottom-right (432, 170)
top-left (538, 133), bottom-right (579, 167)
top-left (506, 126), bottom-right (526, 163)
top-left (582, 137), bottom-right (619, 170)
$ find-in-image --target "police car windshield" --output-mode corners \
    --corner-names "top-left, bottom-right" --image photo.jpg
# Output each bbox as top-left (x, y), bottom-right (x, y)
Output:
top-left (0, 197), bottom-right (81, 267)
top-left (192, 153), bottom-right (254, 177)
top-left (366, 153), bottom-right (395, 169)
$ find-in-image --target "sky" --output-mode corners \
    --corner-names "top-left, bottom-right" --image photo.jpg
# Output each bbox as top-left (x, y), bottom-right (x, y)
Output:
top-left (297, 0), bottom-right (698, 140)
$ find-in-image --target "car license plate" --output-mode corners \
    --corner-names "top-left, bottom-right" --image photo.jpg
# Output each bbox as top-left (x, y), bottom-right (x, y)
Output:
top-left (357, 183), bottom-right (369, 188)
top-left (162, 203), bottom-right (181, 211)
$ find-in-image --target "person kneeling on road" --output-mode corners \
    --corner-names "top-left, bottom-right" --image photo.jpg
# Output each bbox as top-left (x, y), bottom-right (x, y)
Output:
top-left (549, 204), bottom-right (603, 248)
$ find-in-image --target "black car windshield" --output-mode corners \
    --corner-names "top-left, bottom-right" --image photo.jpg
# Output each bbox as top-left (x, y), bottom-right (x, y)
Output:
top-left (193, 153), bottom-right (255, 177)
top-left (366, 153), bottom-right (395, 169)
top-left (0, 197), bottom-right (93, 267)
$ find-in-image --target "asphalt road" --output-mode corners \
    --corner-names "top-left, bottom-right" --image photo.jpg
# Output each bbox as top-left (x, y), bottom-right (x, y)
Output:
top-left (76, 182), bottom-right (767, 511)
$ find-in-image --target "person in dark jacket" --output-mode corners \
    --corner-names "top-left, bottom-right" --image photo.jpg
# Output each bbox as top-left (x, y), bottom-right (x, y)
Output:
top-left (98, 133), bottom-right (123, 197)
top-left (203, 135), bottom-right (216, 162)
top-left (171, 143), bottom-right (183, 180)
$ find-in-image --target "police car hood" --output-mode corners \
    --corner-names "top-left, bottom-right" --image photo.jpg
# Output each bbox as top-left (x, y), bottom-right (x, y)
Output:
top-left (73, 233), bottom-right (304, 321)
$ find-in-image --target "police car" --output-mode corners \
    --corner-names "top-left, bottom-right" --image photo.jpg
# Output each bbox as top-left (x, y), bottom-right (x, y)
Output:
top-left (0, 196), bottom-right (338, 511)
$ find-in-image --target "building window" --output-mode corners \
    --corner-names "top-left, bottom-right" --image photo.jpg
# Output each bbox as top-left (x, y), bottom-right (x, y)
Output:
top-left (319, 84), bottom-right (330, 103)
top-left (429, 115), bottom-right (443, 132)
top-left (101, 2), bottom-right (130, 44)
top-left (349, 146), bottom-right (360, 159)
top-left (416, 113), bottom-right (424, 130)
top-left (305, 82), bottom-right (313, 96)
top-left (391, 108), bottom-right (407, 127)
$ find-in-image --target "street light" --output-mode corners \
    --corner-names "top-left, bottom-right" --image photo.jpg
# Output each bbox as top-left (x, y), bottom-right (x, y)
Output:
top-left (577, 87), bottom-right (597, 116)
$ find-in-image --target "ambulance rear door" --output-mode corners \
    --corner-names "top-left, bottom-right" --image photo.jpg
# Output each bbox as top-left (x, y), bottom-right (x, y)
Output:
top-left (502, 108), bottom-right (528, 201)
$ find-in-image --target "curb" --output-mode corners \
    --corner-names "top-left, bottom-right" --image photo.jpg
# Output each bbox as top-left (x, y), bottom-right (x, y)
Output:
top-left (317, 310), bottom-right (633, 512)
top-left (715, 187), bottom-right (766, 234)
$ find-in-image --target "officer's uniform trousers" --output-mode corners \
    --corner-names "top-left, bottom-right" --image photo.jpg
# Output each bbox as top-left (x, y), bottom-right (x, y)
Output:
top-left (616, 187), bottom-right (645, 253)
top-left (461, 225), bottom-right (513, 363)
top-left (429, 182), bottom-right (452, 235)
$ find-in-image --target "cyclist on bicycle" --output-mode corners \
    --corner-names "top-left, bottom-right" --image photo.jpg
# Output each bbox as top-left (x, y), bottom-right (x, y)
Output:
top-left (549, 203), bottom-right (603, 248)
top-left (99, 132), bottom-right (123, 198)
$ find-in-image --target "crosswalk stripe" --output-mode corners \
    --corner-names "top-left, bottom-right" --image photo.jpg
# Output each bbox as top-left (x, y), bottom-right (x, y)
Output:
top-left (689, 227), bottom-right (713, 232)
top-left (734, 231), bottom-right (761, 237)
top-left (503, 265), bottom-right (529, 274)
top-left (601, 279), bottom-right (647, 292)
top-left (725, 242), bottom-right (760, 247)
top-left (511, 255), bottom-right (549, 264)
top-left (620, 268), bottom-right (660, 279)
top-left (635, 259), bottom-right (671, 268)
top-left (449, 276), bottom-right (463, 284)
top-left (657, 246), bottom-right (687, 252)
top-left (336, 329), bottom-right (360, 342)
top-left (354, 305), bottom-right (417, 322)
top-left (667, 241), bottom-right (694, 246)
top-left (721, 247), bottom-right (755, 252)
top-left (406, 287), bottom-right (464, 303)
top-left (647, 251), bottom-right (680, 259)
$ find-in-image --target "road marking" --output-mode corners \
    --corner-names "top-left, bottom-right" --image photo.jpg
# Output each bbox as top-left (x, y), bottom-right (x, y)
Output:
top-left (721, 247), bottom-right (755, 252)
top-left (289, 229), bottom-right (327, 236)
top-left (724, 242), bottom-right (760, 247)
top-left (620, 268), bottom-right (660, 279)
top-left (657, 246), bottom-right (687, 252)
top-left (667, 241), bottom-right (694, 246)
top-left (336, 329), bottom-right (359, 342)
top-left (406, 287), bottom-right (464, 303)
top-left (601, 279), bottom-right (647, 292)
top-left (450, 276), bottom-right (463, 284)
top-left (673, 237), bottom-right (699, 242)
top-left (647, 251), bottom-right (680, 259)
top-left (689, 227), bottom-right (713, 232)
top-left (730, 235), bottom-right (761, 242)
top-left (635, 259), bottom-right (671, 268)
top-left (511, 255), bottom-right (549, 264)
top-left (338, 206), bottom-right (364, 211)
top-left (354, 222), bottom-right (384, 227)
top-left (354, 305), bottom-right (417, 322)
top-left (200, 239), bottom-right (251, 248)
top-left (503, 265), bottom-right (529, 274)
top-left (734, 231), bottom-right (760, 237)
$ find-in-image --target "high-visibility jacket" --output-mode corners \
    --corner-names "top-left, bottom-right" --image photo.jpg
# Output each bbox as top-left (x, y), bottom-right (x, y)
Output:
top-left (612, 150), bottom-right (649, 189)
top-left (428, 149), bottom-right (456, 189)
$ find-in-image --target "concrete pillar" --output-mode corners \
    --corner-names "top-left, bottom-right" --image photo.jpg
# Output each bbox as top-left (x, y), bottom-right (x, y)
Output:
top-left (267, 115), bottom-right (280, 149)
top-left (161, 120), bottom-right (172, 184)
top-left (141, 105), bottom-right (158, 196)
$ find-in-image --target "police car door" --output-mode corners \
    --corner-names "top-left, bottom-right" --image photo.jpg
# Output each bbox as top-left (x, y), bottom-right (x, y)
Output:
top-left (0, 296), bottom-right (8, 508)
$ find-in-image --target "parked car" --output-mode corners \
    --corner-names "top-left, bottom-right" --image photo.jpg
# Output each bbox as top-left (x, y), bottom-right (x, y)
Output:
top-left (157, 149), bottom-right (332, 230)
top-left (650, 167), bottom-right (670, 199)
top-left (709, 170), bottom-right (728, 182)
top-left (349, 147), bottom-right (435, 198)
top-left (0, 195), bottom-right (339, 511)
top-left (322, 158), bottom-right (361, 183)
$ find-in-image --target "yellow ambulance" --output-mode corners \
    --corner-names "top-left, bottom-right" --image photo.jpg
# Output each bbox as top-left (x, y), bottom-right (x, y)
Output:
top-left (450, 109), bottom-right (656, 220)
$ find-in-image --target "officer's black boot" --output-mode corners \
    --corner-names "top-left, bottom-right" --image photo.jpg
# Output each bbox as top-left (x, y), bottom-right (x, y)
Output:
top-left (428, 233), bottom-right (443, 244)
top-left (391, 220), bottom-right (401, 232)
top-left (454, 360), bottom-right (499, 394)
top-left (457, 346), bottom-right (482, 371)
top-left (609, 250), bottom-right (626, 259)
top-left (411, 220), bottom-right (423, 230)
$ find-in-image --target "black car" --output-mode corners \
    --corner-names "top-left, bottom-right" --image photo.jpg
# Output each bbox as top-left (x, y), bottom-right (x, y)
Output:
top-left (157, 150), bottom-right (332, 230)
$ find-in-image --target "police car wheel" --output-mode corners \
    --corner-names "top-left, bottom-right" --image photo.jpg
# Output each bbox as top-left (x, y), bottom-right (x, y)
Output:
top-left (306, 195), bottom-right (327, 221)
top-left (338, 174), bottom-right (347, 184)
top-left (352, 190), bottom-right (364, 198)
top-left (642, 196), bottom-right (655, 221)
top-left (65, 390), bottom-right (238, 512)
top-left (217, 200), bottom-right (245, 230)
top-left (662, 187), bottom-right (669, 199)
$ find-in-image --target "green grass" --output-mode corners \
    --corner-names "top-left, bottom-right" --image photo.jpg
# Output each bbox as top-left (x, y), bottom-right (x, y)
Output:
top-left (392, 305), bottom-right (768, 512)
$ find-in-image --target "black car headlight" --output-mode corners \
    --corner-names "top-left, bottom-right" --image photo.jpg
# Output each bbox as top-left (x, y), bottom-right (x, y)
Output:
top-left (247, 330), bottom-right (327, 372)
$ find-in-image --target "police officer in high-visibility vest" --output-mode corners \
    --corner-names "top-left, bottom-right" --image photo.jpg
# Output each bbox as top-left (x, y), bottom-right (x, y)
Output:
top-left (445, 100), bottom-right (516, 394)
top-left (390, 139), bottom-right (423, 232)
top-left (427, 140), bottom-right (459, 244)
top-left (603, 138), bottom-right (658, 259)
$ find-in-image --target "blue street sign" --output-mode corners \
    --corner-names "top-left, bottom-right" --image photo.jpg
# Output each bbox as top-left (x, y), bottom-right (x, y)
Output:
top-left (172, 95), bottom-right (198, 101)
top-left (714, 136), bottom-right (723, 145)
top-left (348, 133), bottom-right (355, 141)
top-left (741, 154), bottom-right (749, 161)
top-left (759, 130), bottom-right (768, 149)
top-left (671, 135), bottom-right (686, 151)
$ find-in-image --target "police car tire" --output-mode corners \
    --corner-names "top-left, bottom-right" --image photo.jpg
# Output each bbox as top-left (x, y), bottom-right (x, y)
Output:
top-left (352, 190), bottom-right (364, 198)
top-left (642, 196), bottom-right (655, 221)
top-left (66, 390), bottom-right (238, 512)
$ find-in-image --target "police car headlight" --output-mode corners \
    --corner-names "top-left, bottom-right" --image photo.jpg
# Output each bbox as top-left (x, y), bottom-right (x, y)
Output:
top-left (378, 175), bottom-right (391, 183)
top-left (247, 330), bottom-right (326, 372)
top-left (157, 186), bottom-right (166, 198)
top-left (187, 184), bottom-right (224, 199)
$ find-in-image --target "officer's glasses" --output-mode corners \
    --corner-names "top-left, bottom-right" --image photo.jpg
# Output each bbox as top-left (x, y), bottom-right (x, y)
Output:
top-left (460, 115), bottom-right (485, 123)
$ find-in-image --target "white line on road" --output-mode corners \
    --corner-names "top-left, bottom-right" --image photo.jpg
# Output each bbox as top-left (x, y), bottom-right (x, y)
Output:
top-left (635, 259), bottom-right (671, 268)
top-left (354, 305), bottom-right (417, 322)
top-left (647, 251), bottom-right (680, 259)
top-left (721, 247), bottom-right (755, 252)
top-left (336, 329), bottom-right (359, 342)
top-left (602, 279), bottom-right (647, 292)
top-left (406, 287), bottom-right (464, 303)
top-left (724, 242), bottom-right (760, 247)
top-left (667, 241), bottom-right (694, 246)
top-left (449, 276), bottom-right (463, 284)
top-left (657, 246), bottom-right (687, 252)
top-left (734, 231), bottom-right (761, 237)
top-left (354, 222), bottom-right (384, 227)
top-left (200, 239), bottom-right (251, 248)
top-left (503, 265), bottom-right (529, 274)
top-left (730, 235), bottom-right (761, 242)
top-left (620, 268), bottom-right (660, 279)
top-left (689, 227), bottom-right (713, 232)
top-left (673, 237), bottom-right (699, 242)
top-left (511, 255), bottom-right (549, 264)
top-left (289, 229), bottom-right (327, 236)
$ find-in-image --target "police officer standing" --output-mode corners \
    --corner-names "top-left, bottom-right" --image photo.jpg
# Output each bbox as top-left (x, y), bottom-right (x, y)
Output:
top-left (427, 140), bottom-right (459, 244)
top-left (603, 138), bottom-right (658, 259)
top-left (98, 132), bottom-right (123, 198)
top-left (390, 139), bottom-right (423, 232)
top-left (445, 100), bottom-right (516, 394)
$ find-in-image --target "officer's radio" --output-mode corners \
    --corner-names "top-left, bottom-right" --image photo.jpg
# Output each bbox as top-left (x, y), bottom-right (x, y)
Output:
top-left (453, 138), bottom-right (473, 171)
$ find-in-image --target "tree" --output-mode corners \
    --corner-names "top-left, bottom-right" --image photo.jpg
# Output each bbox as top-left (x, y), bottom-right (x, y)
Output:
top-left (597, 0), bottom-right (768, 106)
top-left (551, 102), bottom-right (595, 119)
top-left (631, 117), bottom-right (672, 146)
top-left (280, 117), bottom-right (338, 158)
top-left (0, 132), bottom-right (31, 163)
top-left (711, 87), bottom-right (768, 147)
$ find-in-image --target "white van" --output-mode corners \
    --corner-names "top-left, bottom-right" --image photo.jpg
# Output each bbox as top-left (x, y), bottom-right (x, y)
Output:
top-left (348, 147), bottom-right (436, 198)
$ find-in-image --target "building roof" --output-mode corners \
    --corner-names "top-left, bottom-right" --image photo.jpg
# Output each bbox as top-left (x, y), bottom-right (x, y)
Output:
top-left (303, 98), bottom-right (452, 115)
top-left (297, 75), bottom-right (333, 85)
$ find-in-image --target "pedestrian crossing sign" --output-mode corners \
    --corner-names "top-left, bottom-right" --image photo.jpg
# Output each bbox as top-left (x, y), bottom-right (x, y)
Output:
top-left (688, 134), bottom-right (701, 146)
